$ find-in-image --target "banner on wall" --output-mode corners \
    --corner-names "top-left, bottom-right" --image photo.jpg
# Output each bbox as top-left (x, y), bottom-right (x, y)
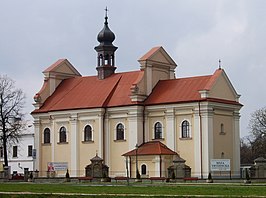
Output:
top-left (210, 159), bottom-right (230, 171)
top-left (47, 162), bottom-right (68, 171)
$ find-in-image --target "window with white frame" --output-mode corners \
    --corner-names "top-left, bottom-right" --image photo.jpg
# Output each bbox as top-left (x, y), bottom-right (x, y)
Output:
top-left (59, 126), bottom-right (67, 143)
top-left (84, 125), bottom-right (93, 141)
top-left (154, 122), bottom-right (162, 139)
top-left (116, 123), bottom-right (125, 140)
top-left (181, 120), bottom-right (190, 138)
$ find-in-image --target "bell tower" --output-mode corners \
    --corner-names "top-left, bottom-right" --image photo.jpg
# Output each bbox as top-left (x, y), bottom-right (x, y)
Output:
top-left (94, 7), bottom-right (118, 79)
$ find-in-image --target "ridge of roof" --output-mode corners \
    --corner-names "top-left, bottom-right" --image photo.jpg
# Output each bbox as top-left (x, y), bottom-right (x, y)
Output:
top-left (102, 76), bottom-right (122, 107)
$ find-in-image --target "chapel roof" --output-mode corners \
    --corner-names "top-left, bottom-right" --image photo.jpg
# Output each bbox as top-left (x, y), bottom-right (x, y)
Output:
top-left (122, 141), bottom-right (177, 156)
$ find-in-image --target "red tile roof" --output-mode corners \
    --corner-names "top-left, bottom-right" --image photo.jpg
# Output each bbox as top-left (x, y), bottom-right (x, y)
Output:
top-left (32, 71), bottom-right (142, 113)
top-left (122, 141), bottom-right (177, 156)
top-left (144, 68), bottom-right (241, 106)
top-left (32, 68), bottom-right (241, 114)
top-left (144, 75), bottom-right (212, 105)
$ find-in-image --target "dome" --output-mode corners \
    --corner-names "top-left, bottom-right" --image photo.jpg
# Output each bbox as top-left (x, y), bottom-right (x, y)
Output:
top-left (97, 16), bottom-right (115, 44)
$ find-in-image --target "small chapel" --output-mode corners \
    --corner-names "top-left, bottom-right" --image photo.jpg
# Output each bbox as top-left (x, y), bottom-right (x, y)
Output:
top-left (32, 11), bottom-right (242, 178)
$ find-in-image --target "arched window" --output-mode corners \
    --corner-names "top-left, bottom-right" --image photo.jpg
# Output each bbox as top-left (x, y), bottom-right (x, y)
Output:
top-left (44, 128), bottom-right (50, 144)
top-left (59, 126), bottom-right (67, 143)
top-left (116, 123), bottom-right (124, 140)
top-left (84, 125), bottom-right (92, 141)
top-left (141, 164), bottom-right (147, 175)
top-left (154, 122), bottom-right (162, 139)
top-left (181, 120), bottom-right (190, 138)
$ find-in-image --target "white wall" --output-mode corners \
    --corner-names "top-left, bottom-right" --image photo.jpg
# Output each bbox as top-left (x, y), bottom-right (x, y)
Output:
top-left (0, 126), bottom-right (34, 174)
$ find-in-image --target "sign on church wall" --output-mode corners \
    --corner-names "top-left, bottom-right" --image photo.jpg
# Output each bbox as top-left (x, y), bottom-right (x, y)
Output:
top-left (47, 162), bottom-right (68, 171)
top-left (210, 159), bottom-right (230, 171)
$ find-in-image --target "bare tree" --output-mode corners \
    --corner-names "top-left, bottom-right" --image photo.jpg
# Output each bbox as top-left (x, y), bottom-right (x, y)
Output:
top-left (241, 107), bottom-right (266, 163)
top-left (240, 137), bottom-right (253, 164)
top-left (0, 75), bottom-right (26, 167)
top-left (249, 107), bottom-right (266, 138)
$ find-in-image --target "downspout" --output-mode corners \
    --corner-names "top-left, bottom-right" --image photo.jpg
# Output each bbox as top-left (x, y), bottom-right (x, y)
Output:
top-left (198, 101), bottom-right (203, 179)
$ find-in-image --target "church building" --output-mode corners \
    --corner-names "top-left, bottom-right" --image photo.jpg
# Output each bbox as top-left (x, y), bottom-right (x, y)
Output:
top-left (32, 12), bottom-right (242, 178)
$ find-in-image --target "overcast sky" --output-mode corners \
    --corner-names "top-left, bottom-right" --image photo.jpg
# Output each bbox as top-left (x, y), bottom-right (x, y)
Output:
top-left (1, 0), bottom-right (266, 137)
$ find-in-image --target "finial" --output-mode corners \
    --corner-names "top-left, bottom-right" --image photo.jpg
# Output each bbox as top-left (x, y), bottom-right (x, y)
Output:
top-left (218, 59), bottom-right (221, 69)
top-left (96, 150), bottom-right (98, 156)
top-left (105, 7), bottom-right (108, 17)
top-left (104, 7), bottom-right (108, 25)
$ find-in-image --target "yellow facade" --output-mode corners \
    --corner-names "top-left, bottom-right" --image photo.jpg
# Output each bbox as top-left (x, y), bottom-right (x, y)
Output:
top-left (32, 46), bottom-right (242, 179)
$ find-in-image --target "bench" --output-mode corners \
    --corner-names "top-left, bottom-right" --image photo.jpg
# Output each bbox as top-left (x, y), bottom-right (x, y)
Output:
top-left (183, 177), bottom-right (198, 182)
top-left (114, 176), bottom-right (128, 182)
top-left (78, 177), bottom-right (93, 182)
top-left (149, 177), bottom-right (166, 183)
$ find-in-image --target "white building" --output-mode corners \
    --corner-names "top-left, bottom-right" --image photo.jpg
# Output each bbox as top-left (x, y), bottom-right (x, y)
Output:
top-left (0, 122), bottom-right (34, 174)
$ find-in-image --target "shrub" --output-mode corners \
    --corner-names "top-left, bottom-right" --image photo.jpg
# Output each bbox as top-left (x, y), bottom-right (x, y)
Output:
top-left (208, 172), bottom-right (212, 180)
top-left (29, 172), bottom-right (33, 179)
top-left (66, 169), bottom-right (70, 178)
top-left (171, 171), bottom-right (176, 180)
top-left (245, 168), bottom-right (250, 180)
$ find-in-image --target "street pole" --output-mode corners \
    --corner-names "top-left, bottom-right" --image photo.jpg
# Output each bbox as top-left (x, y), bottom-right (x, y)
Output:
top-left (126, 156), bottom-right (129, 185)
top-left (135, 143), bottom-right (138, 179)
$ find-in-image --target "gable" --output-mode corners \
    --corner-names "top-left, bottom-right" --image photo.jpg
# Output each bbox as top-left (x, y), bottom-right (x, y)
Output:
top-left (138, 46), bottom-right (177, 67)
top-left (138, 46), bottom-right (177, 96)
top-left (208, 70), bottom-right (239, 102)
top-left (43, 59), bottom-right (81, 77)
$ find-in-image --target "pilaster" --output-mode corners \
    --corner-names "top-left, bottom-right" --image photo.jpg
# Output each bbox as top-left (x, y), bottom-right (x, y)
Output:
top-left (128, 107), bottom-right (144, 149)
top-left (193, 106), bottom-right (201, 178)
top-left (103, 110), bottom-right (109, 165)
top-left (146, 65), bottom-right (153, 96)
top-left (33, 118), bottom-right (41, 172)
top-left (153, 156), bottom-right (160, 177)
top-left (201, 105), bottom-right (214, 177)
top-left (70, 114), bottom-right (78, 176)
top-left (233, 111), bottom-right (240, 177)
top-left (50, 117), bottom-right (55, 164)
top-left (165, 108), bottom-right (175, 150)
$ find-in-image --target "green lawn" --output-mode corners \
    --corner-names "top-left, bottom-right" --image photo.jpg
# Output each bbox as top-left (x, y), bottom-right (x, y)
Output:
top-left (0, 182), bottom-right (265, 197)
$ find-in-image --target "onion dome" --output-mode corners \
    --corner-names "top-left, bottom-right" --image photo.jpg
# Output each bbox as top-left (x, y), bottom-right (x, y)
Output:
top-left (97, 13), bottom-right (115, 45)
top-left (94, 7), bottom-right (118, 79)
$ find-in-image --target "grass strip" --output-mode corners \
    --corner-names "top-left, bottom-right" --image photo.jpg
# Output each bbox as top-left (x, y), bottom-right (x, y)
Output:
top-left (0, 183), bottom-right (265, 197)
